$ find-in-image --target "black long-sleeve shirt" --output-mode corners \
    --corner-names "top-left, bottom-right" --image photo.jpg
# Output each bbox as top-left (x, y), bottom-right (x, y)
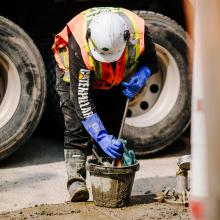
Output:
top-left (68, 25), bottom-right (159, 120)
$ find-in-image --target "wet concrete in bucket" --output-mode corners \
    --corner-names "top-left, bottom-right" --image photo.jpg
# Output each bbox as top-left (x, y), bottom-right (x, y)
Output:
top-left (87, 158), bottom-right (140, 208)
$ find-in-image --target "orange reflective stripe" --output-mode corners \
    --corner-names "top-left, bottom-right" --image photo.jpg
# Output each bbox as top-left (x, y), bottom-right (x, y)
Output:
top-left (67, 13), bottom-right (94, 70)
top-left (101, 63), bottom-right (114, 84)
top-left (52, 7), bottom-right (145, 90)
top-left (93, 50), bottom-right (126, 89)
top-left (52, 26), bottom-right (69, 72)
top-left (113, 50), bottom-right (126, 86)
top-left (67, 8), bottom-right (145, 71)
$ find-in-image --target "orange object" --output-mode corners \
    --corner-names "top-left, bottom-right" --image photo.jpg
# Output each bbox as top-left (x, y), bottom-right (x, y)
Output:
top-left (114, 159), bottom-right (122, 167)
top-left (52, 7), bottom-right (145, 90)
top-left (190, 199), bottom-right (205, 220)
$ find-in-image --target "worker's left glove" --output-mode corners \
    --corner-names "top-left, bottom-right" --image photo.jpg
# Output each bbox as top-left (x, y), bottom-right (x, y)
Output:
top-left (122, 66), bottom-right (151, 100)
top-left (82, 113), bottom-right (124, 159)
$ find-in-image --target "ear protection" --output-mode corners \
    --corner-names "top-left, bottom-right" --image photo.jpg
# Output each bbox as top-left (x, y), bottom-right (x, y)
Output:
top-left (124, 30), bottom-right (130, 41)
top-left (86, 28), bottom-right (91, 40)
top-left (86, 28), bottom-right (130, 41)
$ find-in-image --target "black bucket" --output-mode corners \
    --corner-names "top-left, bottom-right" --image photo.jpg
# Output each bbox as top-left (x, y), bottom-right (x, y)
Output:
top-left (87, 158), bottom-right (139, 208)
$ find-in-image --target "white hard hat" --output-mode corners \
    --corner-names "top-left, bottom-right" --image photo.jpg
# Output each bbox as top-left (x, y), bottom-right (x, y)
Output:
top-left (87, 12), bottom-right (129, 63)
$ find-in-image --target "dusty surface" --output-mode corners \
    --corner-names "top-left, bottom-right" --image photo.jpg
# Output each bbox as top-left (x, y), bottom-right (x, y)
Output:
top-left (0, 121), bottom-right (191, 219)
top-left (0, 201), bottom-right (190, 220)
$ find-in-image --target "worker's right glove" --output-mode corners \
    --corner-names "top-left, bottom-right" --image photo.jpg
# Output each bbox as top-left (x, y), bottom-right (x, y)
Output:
top-left (122, 66), bottom-right (151, 100)
top-left (82, 113), bottom-right (124, 159)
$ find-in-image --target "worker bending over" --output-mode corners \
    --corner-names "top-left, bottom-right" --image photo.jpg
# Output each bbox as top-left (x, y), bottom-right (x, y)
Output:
top-left (52, 7), bottom-right (158, 202)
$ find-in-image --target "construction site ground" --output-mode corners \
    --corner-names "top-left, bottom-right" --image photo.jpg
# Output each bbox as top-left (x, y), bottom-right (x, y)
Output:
top-left (0, 120), bottom-right (191, 220)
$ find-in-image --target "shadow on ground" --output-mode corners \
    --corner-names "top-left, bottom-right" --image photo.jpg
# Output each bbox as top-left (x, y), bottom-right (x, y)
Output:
top-left (0, 115), bottom-right (191, 169)
top-left (130, 194), bottom-right (157, 205)
top-left (139, 127), bottom-right (191, 159)
top-left (0, 116), bottom-right (64, 168)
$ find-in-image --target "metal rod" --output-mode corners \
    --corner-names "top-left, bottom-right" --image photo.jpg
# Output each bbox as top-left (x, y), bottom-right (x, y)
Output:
top-left (118, 98), bottom-right (129, 139)
top-left (112, 99), bottom-right (129, 166)
top-left (92, 148), bottom-right (103, 165)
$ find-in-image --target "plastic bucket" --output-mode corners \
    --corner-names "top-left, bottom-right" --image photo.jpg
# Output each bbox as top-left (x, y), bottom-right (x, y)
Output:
top-left (87, 158), bottom-right (139, 208)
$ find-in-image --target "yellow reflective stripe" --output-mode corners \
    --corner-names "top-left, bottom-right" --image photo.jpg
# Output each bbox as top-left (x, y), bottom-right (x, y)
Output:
top-left (122, 10), bottom-right (141, 61)
top-left (82, 17), bottom-right (88, 49)
top-left (81, 7), bottom-right (144, 75)
top-left (59, 48), bottom-right (69, 70)
top-left (63, 51), bottom-right (69, 69)
top-left (82, 12), bottom-right (96, 70)
top-left (97, 62), bottom-right (102, 79)
top-left (83, 7), bottom-right (123, 21)
top-left (63, 72), bottom-right (70, 83)
top-left (90, 38), bottom-right (98, 50)
top-left (124, 47), bottom-right (130, 76)
top-left (125, 47), bottom-right (129, 64)
top-left (83, 8), bottom-right (93, 22)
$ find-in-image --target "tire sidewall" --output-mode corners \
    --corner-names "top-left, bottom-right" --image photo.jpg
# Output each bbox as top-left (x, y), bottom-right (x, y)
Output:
top-left (0, 16), bottom-right (46, 159)
top-left (123, 12), bottom-right (191, 155)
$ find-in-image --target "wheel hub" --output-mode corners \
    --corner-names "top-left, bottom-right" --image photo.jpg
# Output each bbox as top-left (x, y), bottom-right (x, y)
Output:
top-left (125, 44), bottom-right (180, 127)
top-left (127, 66), bottom-right (163, 118)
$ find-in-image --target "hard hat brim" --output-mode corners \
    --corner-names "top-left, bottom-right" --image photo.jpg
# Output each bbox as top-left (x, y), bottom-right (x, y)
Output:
top-left (89, 40), bottom-right (126, 63)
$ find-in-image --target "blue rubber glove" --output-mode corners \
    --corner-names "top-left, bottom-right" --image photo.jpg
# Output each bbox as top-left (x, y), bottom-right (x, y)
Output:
top-left (122, 66), bottom-right (151, 100)
top-left (82, 113), bottom-right (124, 159)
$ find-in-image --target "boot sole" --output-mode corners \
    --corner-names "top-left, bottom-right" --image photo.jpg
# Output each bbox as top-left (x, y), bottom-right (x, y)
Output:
top-left (70, 189), bottom-right (89, 202)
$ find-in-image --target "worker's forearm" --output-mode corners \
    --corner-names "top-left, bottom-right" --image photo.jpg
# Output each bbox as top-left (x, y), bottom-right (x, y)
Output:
top-left (68, 33), bottom-right (96, 120)
top-left (70, 68), bottom-right (96, 120)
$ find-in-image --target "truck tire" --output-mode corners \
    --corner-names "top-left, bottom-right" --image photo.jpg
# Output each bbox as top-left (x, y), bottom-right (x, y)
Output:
top-left (122, 11), bottom-right (191, 156)
top-left (0, 16), bottom-right (46, 160)
top-left (46, 11), bottom-right (191, 157)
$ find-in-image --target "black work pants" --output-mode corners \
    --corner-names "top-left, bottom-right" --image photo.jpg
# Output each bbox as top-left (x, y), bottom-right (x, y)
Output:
top-left (55, 70), bottom-right (127, 154)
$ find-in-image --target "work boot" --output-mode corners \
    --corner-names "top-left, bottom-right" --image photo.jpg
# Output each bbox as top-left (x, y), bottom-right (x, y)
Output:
top-left (64, 148), bottom-right (89, 202)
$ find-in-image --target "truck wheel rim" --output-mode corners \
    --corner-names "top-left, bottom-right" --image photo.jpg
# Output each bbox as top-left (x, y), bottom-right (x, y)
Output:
top-left (0, 52), bottom-right (21, 128)
top-left (126, 44), bottom-right (181, 127)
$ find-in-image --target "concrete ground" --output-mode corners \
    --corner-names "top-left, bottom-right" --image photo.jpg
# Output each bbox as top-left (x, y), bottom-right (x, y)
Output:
top-left (0, 120), bottom-right (191, 219)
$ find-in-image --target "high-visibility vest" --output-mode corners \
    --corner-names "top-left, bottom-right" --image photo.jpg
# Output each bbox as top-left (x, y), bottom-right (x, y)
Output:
top-left (52, 7), bottom-right (145, 89)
